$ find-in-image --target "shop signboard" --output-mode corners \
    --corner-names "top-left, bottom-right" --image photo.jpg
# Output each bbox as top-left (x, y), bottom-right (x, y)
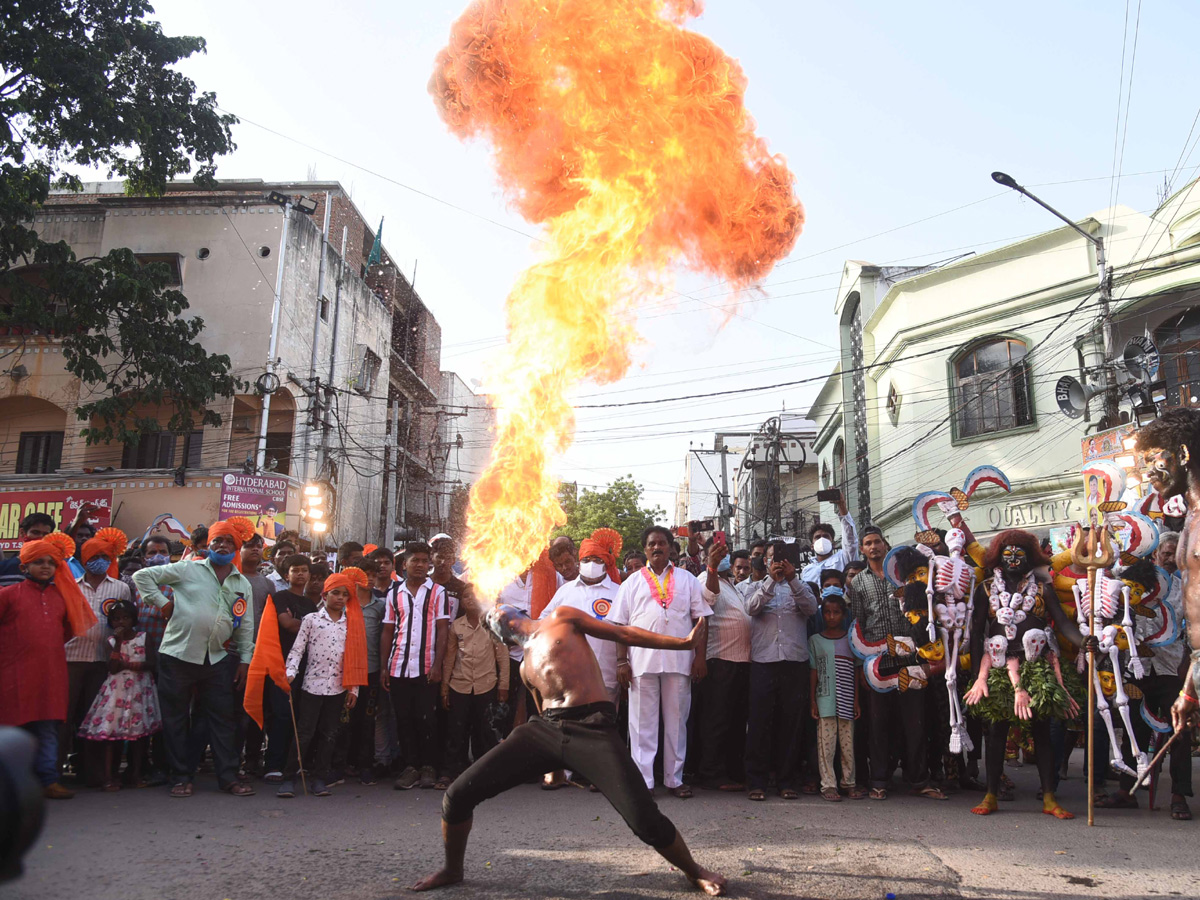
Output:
top-left (0, 488), bottom-right (114, 551)
top-left (218, 473), bottom-right (288, 543)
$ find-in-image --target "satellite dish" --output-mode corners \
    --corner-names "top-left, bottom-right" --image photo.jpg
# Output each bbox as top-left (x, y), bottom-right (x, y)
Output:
top-left (1122, 336), bottom-right (1161, 381)
top-left (1055, 375), bottom-right (1103, 419)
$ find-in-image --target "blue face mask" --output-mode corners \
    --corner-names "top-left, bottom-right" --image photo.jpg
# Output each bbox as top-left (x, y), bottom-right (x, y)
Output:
top-left (84, 557), bottom-right (111, 575)
top-left (145, 553), bottom-right (171, 566)
top-left (208, 550), bottom-right (236, 566)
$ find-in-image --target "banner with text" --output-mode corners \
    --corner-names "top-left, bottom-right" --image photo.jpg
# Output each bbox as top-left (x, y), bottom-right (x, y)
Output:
top-left (218, 473), bottom-right (288, 543)
top-left (0, 489), bottom-right (114, 551)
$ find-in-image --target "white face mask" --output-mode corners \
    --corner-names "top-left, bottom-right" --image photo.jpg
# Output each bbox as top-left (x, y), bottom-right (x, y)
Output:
top-left (579, 560), bottom-right (607, 580)
top-left (813, 537), bottom-right (833, 557)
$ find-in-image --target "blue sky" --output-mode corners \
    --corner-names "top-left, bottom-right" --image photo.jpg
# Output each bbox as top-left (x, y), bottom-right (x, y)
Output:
top-left (150, 0), bottom-right (1200, 517)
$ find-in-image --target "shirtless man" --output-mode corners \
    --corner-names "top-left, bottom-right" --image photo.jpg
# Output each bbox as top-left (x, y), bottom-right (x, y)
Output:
top-left (411, 603), bottom-right (726, 895)
top-left (1135, 409), bottom-right (1200, 733)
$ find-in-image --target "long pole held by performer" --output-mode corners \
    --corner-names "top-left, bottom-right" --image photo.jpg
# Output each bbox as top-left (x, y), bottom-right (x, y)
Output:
top-left (288, 693), bottom-right (308, 797)
top-left (1072, 522), bottom-right (1114, 827)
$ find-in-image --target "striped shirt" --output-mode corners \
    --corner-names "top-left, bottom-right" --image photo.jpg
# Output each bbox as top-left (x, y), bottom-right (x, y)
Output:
top-left (64, 575), bottom-right (128, 663)
top-left (699, 576), bottom-right (751, 663)
top-left (383, 578), bottom-right (450, 679)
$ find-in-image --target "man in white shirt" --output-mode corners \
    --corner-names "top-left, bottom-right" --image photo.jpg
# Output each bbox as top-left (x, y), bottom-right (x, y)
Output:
top-left (609, 526), bottom-right (712, 797)
top-left (800, 490), bottom-right (858, 587)
top-left (695, 544), bottom-right (751, 792)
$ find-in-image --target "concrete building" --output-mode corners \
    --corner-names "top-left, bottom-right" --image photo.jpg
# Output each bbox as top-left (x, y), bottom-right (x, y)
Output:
top-left (673, 438), bottom-right (747, 531)
top-left (807, 177), bottom-right (1200, 548)
top-left (0, 179), bottom-right (444, 549)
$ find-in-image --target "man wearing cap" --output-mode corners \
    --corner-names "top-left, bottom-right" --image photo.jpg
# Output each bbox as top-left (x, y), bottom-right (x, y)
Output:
top-left (63, 528), bottom-right (131, 785)
top-left (133, 518), bottom-right (257, 797)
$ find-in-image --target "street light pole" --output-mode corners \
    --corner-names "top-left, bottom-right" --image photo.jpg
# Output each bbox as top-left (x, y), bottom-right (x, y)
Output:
top-left (991, 172), bottom-right (1117, 425)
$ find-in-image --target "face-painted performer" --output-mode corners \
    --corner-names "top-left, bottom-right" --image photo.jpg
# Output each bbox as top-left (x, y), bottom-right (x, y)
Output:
top-left (411, 602), bottom-right (724, 895)
top-left (1136, 409), bottom-right (1200, 735)
top-left (964, 530), bottom-right (1084, 819)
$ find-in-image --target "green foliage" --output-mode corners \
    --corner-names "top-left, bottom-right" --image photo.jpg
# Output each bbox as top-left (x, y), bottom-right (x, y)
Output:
top-left (0, 0), bottom-right (241, 444)
top-left (555, 475), bottom-right (665, 556)
top-left (966, 656), bottom-right (1084, 725)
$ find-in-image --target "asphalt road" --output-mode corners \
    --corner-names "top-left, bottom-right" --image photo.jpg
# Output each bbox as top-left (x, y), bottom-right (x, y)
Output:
top-left (8, 761), bottom-right (1199, 900)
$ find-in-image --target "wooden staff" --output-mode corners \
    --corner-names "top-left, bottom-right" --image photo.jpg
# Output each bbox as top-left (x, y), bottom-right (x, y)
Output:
top-left (1071, 522), bottom-right (1114, 827)
top-left (287, 691), bottom-right (308, 796)
top-left (1131, 722), bottom-right (1193, 793)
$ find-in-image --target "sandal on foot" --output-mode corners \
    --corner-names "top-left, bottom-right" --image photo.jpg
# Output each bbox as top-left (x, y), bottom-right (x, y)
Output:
top-left (222, 782), bottom-right (256, 797)
top-left (821, 788), bottom-right (842, 802)
top-left (169, 782), bottom-right (193, 798)
top-left (101, 781), bottom-right (121, 793)
top-left (670, 785), bottom-right (693, 799)
top-left (869, 788), bottom-right (888, 801)
top-left (1093, 792), bottom-right (1138, 809)
top-left (1171, 799), bottom-right (1193, 821)
top-left (748, 789), bottom-right (766, 801)
top-left (847, 787), bottom-right (867, 800)
top-left (779, 788), bottom-right (799, 800)
top-left (912, 786), bottom-right (948, 801)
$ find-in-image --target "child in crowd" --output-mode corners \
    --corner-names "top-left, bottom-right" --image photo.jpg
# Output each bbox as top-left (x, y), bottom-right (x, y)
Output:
top-left (279, 569), bottom-right (367, 798)
top-left (440, 592), bottom-right (509, 780)
top-left (305, 562), bottom-right (330, 606)
top-left (263, 553), bottom-right (317, 783)
top-left (809, 589), bottom-right (862, 801)
top-left (77, 598), bottom-right (162, 790)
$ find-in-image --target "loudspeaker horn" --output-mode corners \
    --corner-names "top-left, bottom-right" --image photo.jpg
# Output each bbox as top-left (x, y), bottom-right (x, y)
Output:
top-left (1055, 375), bottom-right (1104, 419)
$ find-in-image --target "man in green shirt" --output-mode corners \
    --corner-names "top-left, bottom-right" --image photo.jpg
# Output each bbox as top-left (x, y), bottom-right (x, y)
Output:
top-left (132, 521), bottom-right (256, 797)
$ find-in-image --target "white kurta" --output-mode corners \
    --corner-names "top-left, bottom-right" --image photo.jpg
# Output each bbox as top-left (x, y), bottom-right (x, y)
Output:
top-left (540, 575), bottom-right (621, 691)
top-left (497, 571), bottom-right (562, 662)
top-left (608, 563), bottom-right (712, 789)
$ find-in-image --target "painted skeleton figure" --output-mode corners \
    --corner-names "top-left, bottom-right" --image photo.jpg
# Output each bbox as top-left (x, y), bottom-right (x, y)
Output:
top-left (1072, 558), bottom-right (1162, 783)
top-left (922, 528), bottom-right (976, 755)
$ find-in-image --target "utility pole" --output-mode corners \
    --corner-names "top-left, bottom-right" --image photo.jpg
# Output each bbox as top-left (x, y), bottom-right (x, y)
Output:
top-left (718, 439), bottom-right (730, 534)
top-left (256, 197), bottom-right (291, 472)
top-left (991, 172), bottom-right (1118, 425)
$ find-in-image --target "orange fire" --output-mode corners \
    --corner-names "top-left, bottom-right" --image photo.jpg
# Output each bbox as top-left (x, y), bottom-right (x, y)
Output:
top-left (431, 0), bottom-right (803, 601)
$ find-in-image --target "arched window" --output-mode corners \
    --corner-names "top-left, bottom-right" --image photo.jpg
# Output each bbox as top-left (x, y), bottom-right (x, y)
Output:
top-left (1154, 306), bottom-right (1200, 409)
top-left (832, 438), bottom-right (847, 490)
top-left (953, 338), bottom-right (1033, 438)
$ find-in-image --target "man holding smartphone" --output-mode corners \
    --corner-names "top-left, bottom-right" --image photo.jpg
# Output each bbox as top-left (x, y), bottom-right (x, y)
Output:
top-left (801, 489), bottom-right (858, 587)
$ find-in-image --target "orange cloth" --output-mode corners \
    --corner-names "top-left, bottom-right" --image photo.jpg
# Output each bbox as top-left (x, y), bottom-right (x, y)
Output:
top-left (243, 594), bottom-right (290, 729)
top-left (579, 527), bottom-right (623, 584)
top-left (81, 527), bottom-right (128, 578)
top-left (20, 533), bottom-right (96, 638)
top-left (324, 568), bottom-right (369, 688)
top-left (362, 544), bottom-right (379, 556)
top-left (530, 548), bottom-right (558, 619)
top-left (209, 517), bottom-right (256, 572)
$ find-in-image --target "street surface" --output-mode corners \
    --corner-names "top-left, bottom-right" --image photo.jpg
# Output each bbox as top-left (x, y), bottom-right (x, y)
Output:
top-left (9, 762), bottom-right (1199, 900)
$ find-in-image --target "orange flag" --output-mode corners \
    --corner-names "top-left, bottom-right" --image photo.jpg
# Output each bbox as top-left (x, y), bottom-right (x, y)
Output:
top-left (244, 594), bottom-right (290, 729)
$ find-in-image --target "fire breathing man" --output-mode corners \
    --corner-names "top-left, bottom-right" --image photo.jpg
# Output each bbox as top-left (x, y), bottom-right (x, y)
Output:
top-left (412, 603), bottom-right (724, 896)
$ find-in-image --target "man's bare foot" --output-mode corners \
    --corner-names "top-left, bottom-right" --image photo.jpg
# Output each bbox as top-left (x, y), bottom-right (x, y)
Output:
top-left (686, 867), bottom-right (727, 896)
top-left (410, 869), bottom-right (463, 892)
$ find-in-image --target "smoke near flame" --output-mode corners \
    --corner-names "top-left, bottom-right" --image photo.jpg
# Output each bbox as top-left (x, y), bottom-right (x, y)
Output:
top-left (431, 0), bottom-right (803, 601)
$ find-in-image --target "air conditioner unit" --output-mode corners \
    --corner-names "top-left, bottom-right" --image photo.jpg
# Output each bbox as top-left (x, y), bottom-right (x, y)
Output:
top-left (233, 416), bottom-right (256, 433)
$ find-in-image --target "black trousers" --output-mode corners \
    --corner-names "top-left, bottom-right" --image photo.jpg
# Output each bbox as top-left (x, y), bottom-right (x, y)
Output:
top-left (263, 681), bottom-right (293, 773)
top-left (697, 659), bottom-right (748, 785)
top-left (985, 717), bottom-right (1054, 796)
top-left (157, 654), bottom-right (239, 788)
top-left (1119, 674), bottom-right (1193, 797)
top-left (444, 687), bottom-right (498, 778)
top-left (390, 674), bottom-right (439, 770)
top-left (286, 690), bottom-right (345, 780)
top-left (867, 686), bottom-right (929, 790)
top-left (333, 672), bottom-right (380, 773)
top-left (61, 661), bottom-right (108, 782)
top-left (745, 660), bottom-right (807, 792)
top-left (443, 702), bottom-right (676, 849)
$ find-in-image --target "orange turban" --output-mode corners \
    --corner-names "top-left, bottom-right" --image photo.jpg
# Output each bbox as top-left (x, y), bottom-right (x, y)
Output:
top-left (362, 544), bottom-right (378, 556)
top-left (530, 548), bottom-right (559, 619)
top-left (580, 527), bottom-right (623, 584)
top-left (21, 532), bottom-right (97, 638)
top-left (81, 527), bottom-right (128, 578)
top-left (209, 517), bottom-right (257, 571)
top-left (323, 567), bottom-right (369, 688)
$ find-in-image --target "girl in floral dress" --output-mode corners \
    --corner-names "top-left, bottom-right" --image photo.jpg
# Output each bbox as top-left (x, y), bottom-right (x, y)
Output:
top-left (78, 599), bottom-right (162, 790)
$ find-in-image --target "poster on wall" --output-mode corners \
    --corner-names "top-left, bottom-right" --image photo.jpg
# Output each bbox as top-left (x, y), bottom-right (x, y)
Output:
top-left (218, 473), bottom-right (288, 543)
top-left (0, 489), bottom-right (114, 551)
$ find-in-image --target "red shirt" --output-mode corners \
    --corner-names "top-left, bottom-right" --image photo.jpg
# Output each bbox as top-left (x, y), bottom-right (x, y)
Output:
top-left (0, 578), bottom-right (73, 725)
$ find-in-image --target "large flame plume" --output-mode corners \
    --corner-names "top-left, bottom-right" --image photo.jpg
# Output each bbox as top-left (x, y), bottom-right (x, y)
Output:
top-left (431, 0), bottom-right (803, 601)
